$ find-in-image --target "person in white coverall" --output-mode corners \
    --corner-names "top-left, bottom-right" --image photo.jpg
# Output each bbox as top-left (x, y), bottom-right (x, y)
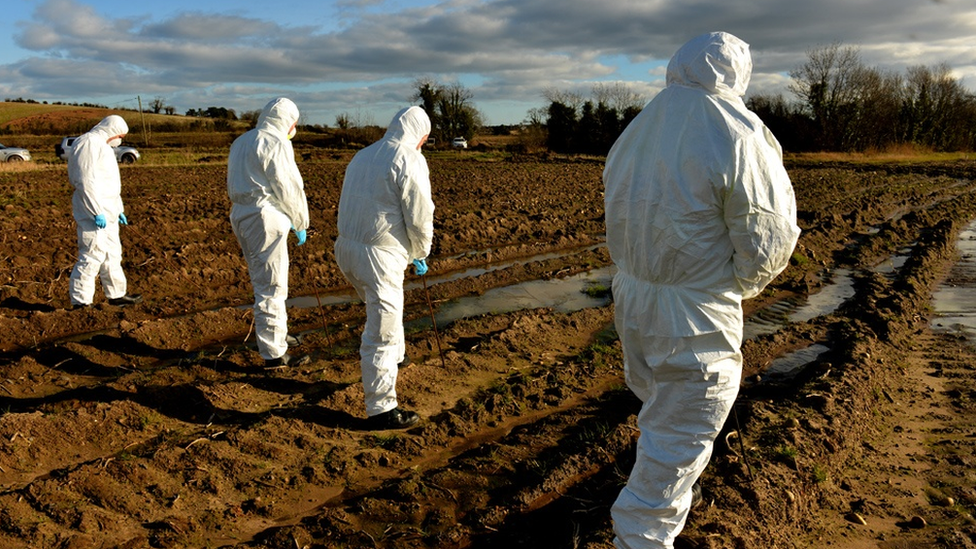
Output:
top-left (228, 97), bottom-right (311, 368)
top-left (68, 115), bottom-right (143, 309)
top-left (335, 106), bottom-right (433, 430)
top-left (603, 32), bottom-right (801, 548)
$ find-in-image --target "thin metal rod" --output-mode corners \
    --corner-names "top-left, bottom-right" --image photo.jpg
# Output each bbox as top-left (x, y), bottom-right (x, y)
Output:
top-left (421, 274), bottom-right (446, 368)
top-left (732, 404), bottom-right (754, 481)
top-left (313, 287), bottom-right (332, 346)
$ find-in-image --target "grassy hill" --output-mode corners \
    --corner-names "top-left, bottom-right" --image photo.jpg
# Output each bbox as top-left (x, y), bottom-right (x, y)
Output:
top-left (0, 101), bottom-right (256, 156)
top-left (0, 101), bottom-right (247, 137)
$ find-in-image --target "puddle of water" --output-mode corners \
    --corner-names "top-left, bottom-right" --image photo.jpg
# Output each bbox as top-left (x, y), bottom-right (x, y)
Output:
top-left (873, 249), bottom-right (912, 277)
top-left (748, 250), bottom-right (917, 383)
top-left (408, 266), bottom-right (615, 330)
top-left (788, 269), bottom-right (855, 324)
top-left (932, 219), bottom-right (976, 343)
top-left (281, 238), bottom-right (913, 385)
top-left (742, 268), bottom-right (855, 341)
top-left (762, 344), bottom-right (831, 380)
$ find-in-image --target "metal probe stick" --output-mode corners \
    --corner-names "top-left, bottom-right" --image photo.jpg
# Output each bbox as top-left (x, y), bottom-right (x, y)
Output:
top-left (420, 273), bottom-right (446, 368)
top-left (313, 287), bottom-right (332, 346)
top-left (732, 404), bottom-right (754, 480)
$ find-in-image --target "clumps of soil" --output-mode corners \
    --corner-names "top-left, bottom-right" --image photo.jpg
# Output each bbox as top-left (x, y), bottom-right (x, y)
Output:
top-left (2, 157), bottom-right (976, 548)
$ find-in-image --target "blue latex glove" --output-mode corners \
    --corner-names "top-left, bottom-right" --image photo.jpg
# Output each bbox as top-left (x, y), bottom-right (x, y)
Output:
top-left (94, 214), bottom-right (107, 229)
top-left (118, 212), bottom-right (129, 225)
top-left (412, 258), bottom-right (428, 276)
top-left (294, 229), bottom-right (307, 246)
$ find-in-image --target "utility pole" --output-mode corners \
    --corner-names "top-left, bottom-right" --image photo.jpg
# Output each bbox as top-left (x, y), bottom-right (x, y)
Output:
top-left (137, 95), bottom-right (149, 146)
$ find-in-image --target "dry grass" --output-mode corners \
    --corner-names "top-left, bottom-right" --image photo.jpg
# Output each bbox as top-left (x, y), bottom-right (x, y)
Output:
top-left (788, 147), bottom-right (974, 164)
top-left (0, 161), bottom-right (61, 173)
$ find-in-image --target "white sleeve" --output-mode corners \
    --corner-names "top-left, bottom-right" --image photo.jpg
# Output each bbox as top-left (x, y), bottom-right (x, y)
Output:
top-left (266, 140), bottom-right (310, 232)
top-left (400, 154), bottom-right (434, 260)
top-left (725, 127), bottom-right (801, 299)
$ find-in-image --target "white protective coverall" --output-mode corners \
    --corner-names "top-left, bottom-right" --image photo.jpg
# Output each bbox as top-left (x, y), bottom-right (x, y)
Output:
top-left (68, 115), bottom-right (131, 306)
top-left (334, 106), bottom-right (433, 417)
top-left (228, 97), bottom-right (310, 361)
top-left (603, 32), bottom-right (801, 548)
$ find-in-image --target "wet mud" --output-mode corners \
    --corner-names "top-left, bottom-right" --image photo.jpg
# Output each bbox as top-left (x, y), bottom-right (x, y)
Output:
top-left (2, 156), bottom-right (976, 548)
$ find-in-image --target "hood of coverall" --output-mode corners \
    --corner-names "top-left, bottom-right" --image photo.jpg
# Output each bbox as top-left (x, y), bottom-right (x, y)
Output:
top-left (89, 115), bottom-right (129, 140)
top-left (665, 31), bottom-right (752, 99)
top-left (384, 106), bottom-right (430, 148)
top-left (256, 97), bottom-right (300, 137)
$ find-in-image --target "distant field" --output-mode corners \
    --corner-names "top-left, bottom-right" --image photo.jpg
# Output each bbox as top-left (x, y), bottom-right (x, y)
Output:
top-left (0, 101), bottom-right (245, 138)
top-left (0, 102), bottom-right (81, 125)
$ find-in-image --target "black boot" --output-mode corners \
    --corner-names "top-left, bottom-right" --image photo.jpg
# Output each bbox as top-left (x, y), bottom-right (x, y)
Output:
top-left (108, 294), bottom-right (143, 306)
top-left (365, 407), bottom-right (420, 430)
top-left (264, 353), bottom-right (311, 369)
top-left (691, 482), bottom-right (703, 509)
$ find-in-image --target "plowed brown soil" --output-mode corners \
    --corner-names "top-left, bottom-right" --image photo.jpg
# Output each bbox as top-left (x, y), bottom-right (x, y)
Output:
top-left (2, 153), bottom-right (976, 548)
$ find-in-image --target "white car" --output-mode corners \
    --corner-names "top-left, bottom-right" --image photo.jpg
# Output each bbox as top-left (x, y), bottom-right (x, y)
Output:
top-left (0, 143), bottom-right (31, 162)
top-left (451, 137), bottom-right (468, 149)
top-left (56, 136), bottom-right (141, 164)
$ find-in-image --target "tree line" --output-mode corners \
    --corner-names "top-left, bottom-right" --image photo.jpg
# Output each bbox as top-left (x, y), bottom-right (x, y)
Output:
top-left (753, 43), bottom-right (976, 152)
top-left (539, 44), bottom-right (976, 155)
top-left (530, 83), bottom-right (647, 155)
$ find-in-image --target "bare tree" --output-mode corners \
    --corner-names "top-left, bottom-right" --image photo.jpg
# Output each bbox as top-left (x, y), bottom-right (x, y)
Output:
top-left (542, 87), bottom-right (586, 114)
top-left (239, 109), bottom-right (261, 127)
top-left (903, 64), bottom-right (959, 149)
top-left (438, 81), bottom-right (481, 139)
top-left (789, 43), bottom-right (868, 150)
top-left (592, 82), bottom-right (646, 113)
top-left (149, 96), bottom-right (166, 114)
top-left (411, 79), bottom-right (481, 141)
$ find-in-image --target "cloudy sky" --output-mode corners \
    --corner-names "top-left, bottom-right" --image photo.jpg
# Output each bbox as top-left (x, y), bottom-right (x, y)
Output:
top-left (2, 0), bottom-right (975, 126)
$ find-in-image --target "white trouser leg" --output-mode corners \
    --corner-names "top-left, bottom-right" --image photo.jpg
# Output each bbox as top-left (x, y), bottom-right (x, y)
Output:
top-left (232, 205), bottom-right (291, 361)
top-left (69, 220), bottom-right (127, 305)
top-left (612, 330), bottom-right (742, 549)
top-left (100, 221), bottom-right (127, 299)
top-left (335, 238), bottom-right (406, 416)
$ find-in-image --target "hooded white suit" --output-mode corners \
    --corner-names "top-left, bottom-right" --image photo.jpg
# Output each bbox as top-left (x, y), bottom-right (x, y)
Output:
top-left (228, 97), bottom-right (310, 361)
top-left (68, 115), bottom-right (131, 306)
top-left (604, 32), bottom-right (800, 548)
top-left (335, 106), bottom-right (433, 417)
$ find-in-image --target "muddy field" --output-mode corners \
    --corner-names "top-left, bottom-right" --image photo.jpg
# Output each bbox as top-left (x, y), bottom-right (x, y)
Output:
top-left (2, 153), bottom-right (976, 548)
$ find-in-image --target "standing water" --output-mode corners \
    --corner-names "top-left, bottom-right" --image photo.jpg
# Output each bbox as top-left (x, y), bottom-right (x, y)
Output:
top-left (932, 219), bottom-right (976, 343)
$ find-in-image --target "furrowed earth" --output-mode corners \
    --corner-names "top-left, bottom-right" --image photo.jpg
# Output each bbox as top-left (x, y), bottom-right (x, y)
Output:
top-left (2, 152), bottom-right (976, 549)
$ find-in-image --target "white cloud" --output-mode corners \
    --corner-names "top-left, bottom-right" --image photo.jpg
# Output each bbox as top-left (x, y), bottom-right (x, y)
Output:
top-left (4, 0), bottom-right (976, 124)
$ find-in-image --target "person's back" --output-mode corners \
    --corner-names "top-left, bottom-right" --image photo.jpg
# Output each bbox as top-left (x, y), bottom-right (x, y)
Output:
top-left (228, 98), bottom-right (308, 231)
top-left (68, 117), bottom-right (125, 223)
top-left (338, 139), bottom-right (412, 249)
top-left (337, 106), bottom-right (433, 260)
top-left (604, 32), bottom-right (798, 337)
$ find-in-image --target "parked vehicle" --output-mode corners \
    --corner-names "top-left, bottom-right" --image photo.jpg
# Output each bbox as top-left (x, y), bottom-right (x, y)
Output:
top-left (451, 137), bottom-right (468, 149)
top-left (56, 136), bottom-right (140, 164)
top-left (0, 143), bottom-right (31, 162)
